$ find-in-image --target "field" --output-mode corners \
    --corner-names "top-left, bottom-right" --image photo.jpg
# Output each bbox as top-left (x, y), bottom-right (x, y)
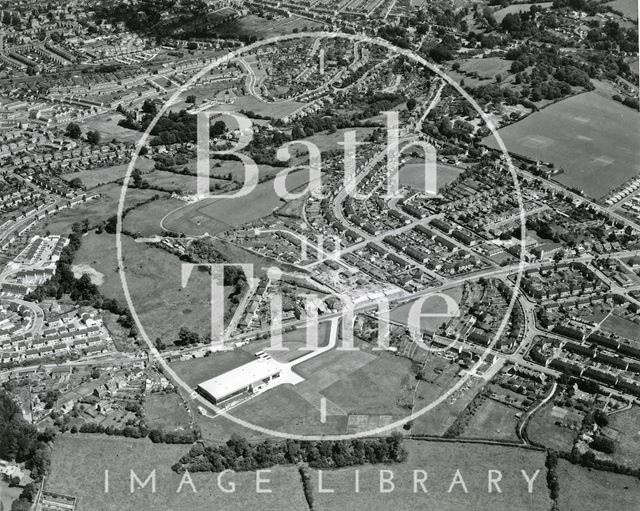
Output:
top-left (526, 402), bottom-right (578, 452)
top-left (460, 399), bottom-right (520, 441)
top-left (606, 0), bottom-right (638, 19)
top-left (207, 94), bottom-right (304, 119)
top-left (608, 405), bottom-right (640, 469)
top-left (493, 3), bottom-right (553, 22)
top-left (0, 480), bottom-right (21, 511)
top-left (162, 168), bottom-right (319, 236)
top-left (62, 158), bottom-right (155, 189)
top-left (311, 440), bottom-right (551, 511)
top-left (73, 232), bottom-right (218, 343)
top-left (82, 113), bottom-right (144, 144)
top-left (123, 197), bottom-right (186, 237)
top-left (141, 169), bottom-right (229, 195)
top-left (213, 14), bottom-right (322, 39)
top-left (144, 391), bottom-right (192, 432)
top-left (557, 459), bottom-right (640, 511)
top-left (45, 434), bottom-right (308, 511)
top-left (43, 184), bottom-right (166, 235)
top-left (301, 127), bottom-right (377, 153)
top-left (458, 57), bottom-right (513, 78)
top-left (390, 286), bottom-right (463, 332)
top-left (483, 92), bottom-right (640, 199)
top-left (398, 161), bottom-right (464, 193)
top-left (600, 314), bottom-right (639, 340)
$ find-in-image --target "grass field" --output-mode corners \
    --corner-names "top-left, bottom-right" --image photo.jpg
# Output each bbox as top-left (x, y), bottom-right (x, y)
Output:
top-left (162, 168), bottom-right (319, 236)
top-left (390, 286), bottom-right (463, 332)
top-left (145, 391), bottom-right (192, 432)
top-left (83, 113), bottom-right (145, 144)
top-left (526, 402), bottom-right (578, 452)
top-left (493, 3), bottom-right (552, 22)
top-left (606, 0), bottom-right (638, 19)
top-left (460, 399), bottom-right (520, 441)
top-left (608, 405), bottom-right (640, 469)
top-left (213, 14), bottom-right (322, 39)
top-left (62, 158), bottom-right (154, 189)
top-left (123, 197), bottom-right (187, 237)
top-left (398, 161), bottom-right (464, 193)
top-left (311, 440), bottom-right (551, 511)
top-left (483, 92), bottom-right (640, 199)
top-left (46, 434), bottom-right (308, 511)
top-left (208, 94), bottom-right (304, 119)
top-left (170, 350), bottom-right (257, 389)
top-left (600, 314), bottom-right (639, 340)
top-left (43, 184), bottom-right (166, 235)
top-left (557, 459), bottom-right (640, 511)
top-left (458, 57), bottom-right (513, 78)
top-left (73, 232), bottom-right (218, 343)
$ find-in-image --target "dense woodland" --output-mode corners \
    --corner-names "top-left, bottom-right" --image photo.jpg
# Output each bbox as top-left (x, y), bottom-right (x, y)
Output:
top-left (172, 433), bottom-right (407, 473)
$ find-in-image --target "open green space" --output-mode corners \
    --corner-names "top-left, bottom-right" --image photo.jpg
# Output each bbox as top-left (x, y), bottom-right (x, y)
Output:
top-left (483, 92), bottom-right (640, 199)
top-left (46, 434), bottom-right (307, 511)
top-left (144, 391), bottom-right (192, 432)
top-left (608, 405), bottom-right (640, 469)
top-left (311, 440), bottom-right (550, 511)
top-left (62, 158), bottom-right (154, 189)
top-left (460, 398), bottom-right (520, 441)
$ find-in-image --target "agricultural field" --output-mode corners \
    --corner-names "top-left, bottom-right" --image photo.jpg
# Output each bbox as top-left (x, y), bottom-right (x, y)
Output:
top-left (483, 92), bottom-right (640, 199)
top-left (311, 440), bottom-right (551, 511)
top-left (607, 405), bottom-right (640, 469)
top-left (45, 434), bottom-right (308, 511)
top-left (460, 398), bottom-right (520, 441)
top-left (526, 402), bottom-right (579, 452)
top-left (43, 184), bottom-right (166, 235)
top-left (72, 232), bottom-right (218, 344)
top-left (557, 460), bottom-right (640, 511)
top-left (161, 168), bottom-right (320, 236)
top-left (61, 158), bottom-right (154, 189)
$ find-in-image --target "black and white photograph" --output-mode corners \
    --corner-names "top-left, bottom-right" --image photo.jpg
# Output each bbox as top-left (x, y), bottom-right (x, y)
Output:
top-left (0, 0), bottom-right (638, 510)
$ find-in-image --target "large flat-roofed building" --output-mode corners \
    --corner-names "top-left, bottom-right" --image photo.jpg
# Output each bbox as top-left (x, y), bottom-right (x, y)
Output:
top-left (196, 356), bottom-right (282, 405)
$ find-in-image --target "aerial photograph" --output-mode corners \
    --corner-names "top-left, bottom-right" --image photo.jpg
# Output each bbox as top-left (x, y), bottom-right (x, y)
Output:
top-left (0, 0), bottom-right (638, 510)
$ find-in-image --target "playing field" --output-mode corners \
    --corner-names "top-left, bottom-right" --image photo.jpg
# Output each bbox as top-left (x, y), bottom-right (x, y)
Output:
top-left (46, 434), bottom-right (308, 511)
top-left (311, 440), bottom-right (551, 511)
top-left (483, 92), bottom-right (640, 199)
top-left (161, 168), bottom-right (319, 236)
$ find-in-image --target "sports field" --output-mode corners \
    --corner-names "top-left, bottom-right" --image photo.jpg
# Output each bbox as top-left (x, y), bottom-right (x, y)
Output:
top-left (46, 434), bottom-right (308, 511)
top-left (161, 168), bottom-right (320, 236)
top-left (483, 92), bottom-right (640, 199)
top-left (311, 440), bottom-right (551, 511)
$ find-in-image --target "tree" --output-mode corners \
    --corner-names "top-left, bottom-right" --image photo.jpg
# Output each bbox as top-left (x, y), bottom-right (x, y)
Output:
top-left (210, 120), bottom-right (226, 137)
top-left (406, 98), bottom-right (417, 111)
top-left (86, 130), bottom-right (101, 145)
top-left (186, 94), bottom-right (196, 104)
top-left (65, 122), bottom-right (81, 139)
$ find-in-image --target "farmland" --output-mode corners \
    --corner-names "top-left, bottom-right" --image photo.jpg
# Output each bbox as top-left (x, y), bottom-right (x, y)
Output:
top-left (557, 460), bottom-right (640, 511)
top-left (483, 92), bottom-right (640, 199)
top-left (526, 403), bottom-right (579, 452)
top-left (45, 434), bottom-right (308, 511)
top-left (310, 440), bottom-right (551, 511)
